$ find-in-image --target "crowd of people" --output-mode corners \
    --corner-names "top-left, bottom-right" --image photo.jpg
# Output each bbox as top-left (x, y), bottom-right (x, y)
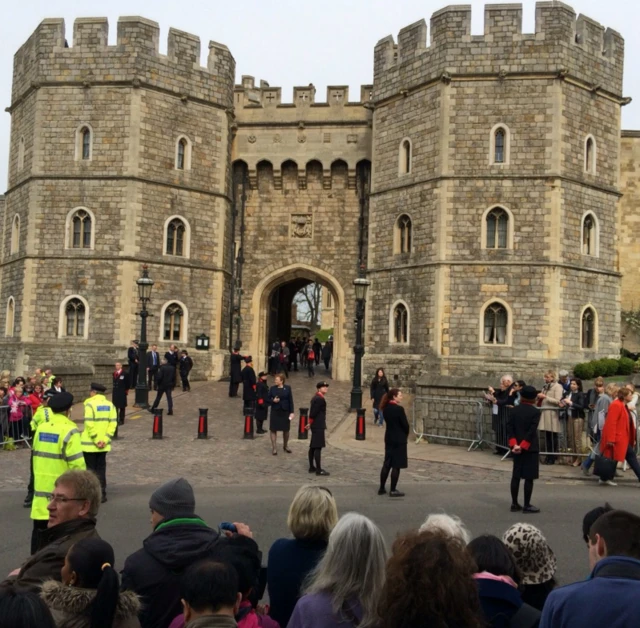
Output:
top-left (2, 471), bottom-right (640, 628)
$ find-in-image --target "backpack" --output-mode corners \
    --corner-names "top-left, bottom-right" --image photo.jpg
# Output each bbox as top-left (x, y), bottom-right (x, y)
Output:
top-left (307, 350), bottom-right (315, 361)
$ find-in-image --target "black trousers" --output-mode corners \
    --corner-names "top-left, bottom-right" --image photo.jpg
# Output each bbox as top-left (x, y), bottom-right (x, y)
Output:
top-left (181, 373), bottom-right (190, 391)
top-left (84, 451), bottom-right (107, 497)
top-left (151, 387), bottom-right (173, 412)
top-left (148, 367), bottom-right (158, 390)
top-left (116, 407), bottom-right (126, 425)
top-left (129, 364), bottom-right (139, 388)
top-left (229, 381), bottom-right (240, 397)
top-left (26, 448), bottom-right (35, 497)
top-left (323, 357), bottom-right (330, 370)
top-left (31, 519), bottom-right (49, 555)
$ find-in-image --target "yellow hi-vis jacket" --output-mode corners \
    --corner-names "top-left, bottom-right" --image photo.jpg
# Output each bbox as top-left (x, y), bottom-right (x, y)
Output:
top-left (30, 405), bottom-right (53, 433)
top-left (81, 394), bottom-right (118, 453)
top-left (31, 413), bottom-right (86, 521)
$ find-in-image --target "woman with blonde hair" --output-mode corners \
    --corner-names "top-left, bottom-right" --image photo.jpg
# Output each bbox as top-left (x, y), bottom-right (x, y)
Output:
top-left (536, 370), bottom-right (564, 465)
top-left (288, 513), bottom-right (387, 628)
top-left (267, 485), bottom-right (338, 627)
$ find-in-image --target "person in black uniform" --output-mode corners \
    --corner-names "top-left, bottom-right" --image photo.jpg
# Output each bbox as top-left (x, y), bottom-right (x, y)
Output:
top-left (308, 381), bottom-right (329, 476)
top-left (268, 374), bottom-right (294, 455)
top-left (164, 344), bottom-right (179, 389)
top-left (146, 344), bottom-right (160, 391)
top-left (112, 362), bottom-right (129, 425)
top-left (241, 356), bottom-right (257, 415)
top-left (255, 371), bottom-right (269, 434)
top-left (179, 350), bottom-right (194, 392)
top-left (312, 338), bottom-right (322, 366)
top-left (378, 388), bottom-right (409, 497)
top-left (127, 340), bottom-right (139, 390)
top-left (148, 358), bottom-right (176, 415)
top-left (507, 385), bottom-right (542, 513)
top-left (229, 347), bottom-right (243, 398)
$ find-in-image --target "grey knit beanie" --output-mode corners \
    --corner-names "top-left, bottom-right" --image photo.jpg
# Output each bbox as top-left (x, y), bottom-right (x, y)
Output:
top-left (149, 478), bottom-right (195, 520)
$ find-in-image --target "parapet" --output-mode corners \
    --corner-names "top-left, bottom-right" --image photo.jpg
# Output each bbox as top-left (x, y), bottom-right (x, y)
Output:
top-left (11, 17), bottom-right (236, 108)
top-left (374, 2), bottom-right (624, 97)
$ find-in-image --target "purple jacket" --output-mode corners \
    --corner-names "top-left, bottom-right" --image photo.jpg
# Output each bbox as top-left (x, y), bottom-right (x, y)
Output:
top-left (287, 592), bottom-right (363, 628)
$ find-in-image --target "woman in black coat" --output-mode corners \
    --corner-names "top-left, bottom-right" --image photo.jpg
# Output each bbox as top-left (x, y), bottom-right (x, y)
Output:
top-left (378, 388), bottom-right (410, 497)
top-left (255, 372), bottom-right (269, 434)
top-left (562, 377), bottom-right (586, 466)
top-left (370, 368), bottom-right (389, 426)
top-left (268, 374), bottom-right (294, 455)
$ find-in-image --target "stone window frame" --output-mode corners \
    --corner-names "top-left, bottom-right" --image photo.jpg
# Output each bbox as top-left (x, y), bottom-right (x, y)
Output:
top-left (389, 299), bottom-right (410, 345)
top-left (393, 213), bottom-right (413, 255)
top-left (580, 304), bottom-right (598, 351)
top-left (480, 298), bottom-right (513, 347)
top-left (481, 205), bottom-right (514, 250)
top-left (10, 214), bottom-right (20, 255)
top-left (5, 296), bottom-right (15, 337)
top-left (17, 137), bottom-right (25, 171)
top-left (175, 135), bottom-right (193, 171)
top-left (584, 135), bottom-right (597, 175)
top-left (160, 300), bottom-right (189, 343)
top-left (580, 211), bottom-right (599, 258)
top-left (58, 295), bottom-right (89, 340)
top-left (489, 123), bottom-right (511, 166)
top-left (163, 215), bottom-right (191, 259)
top-left (75, 123), bottom-right (93, 162)
top-left (398, 137), bottom-right (412, 175)
top-left (65, 207), bottom-right (96, 251)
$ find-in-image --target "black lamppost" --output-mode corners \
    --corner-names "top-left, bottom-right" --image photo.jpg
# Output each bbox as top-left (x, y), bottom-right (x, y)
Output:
top-left (350, 271), bottom-right (371, 411)
top-left (134, 265), bottom-right (154, 408)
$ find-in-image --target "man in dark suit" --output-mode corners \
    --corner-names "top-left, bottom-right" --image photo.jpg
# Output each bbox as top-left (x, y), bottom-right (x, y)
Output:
top-left (229, 347), bottom-right (243, 398)
top-left (241, 356), bottom-right (257, 415)
top-left (149, 358), bottom-right (175, 416)
top-left (112, 362), bottom-right (129, 425)
top-left (146, 344), bottom-right (160, 391)
top-left (164, 344), bottom-right (179, 389)
top-left (128, 340), bottom-right (139, 389)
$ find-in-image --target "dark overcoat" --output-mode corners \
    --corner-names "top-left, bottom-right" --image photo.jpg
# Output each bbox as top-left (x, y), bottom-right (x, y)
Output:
top-left (230, 352), bottom-right (243, 384)
top-left (309, 392), bottom-right (327, 449)
top-left (241, 365), bottom-right (257, 401)
top-left (112, 369), bottom-right (129, 409)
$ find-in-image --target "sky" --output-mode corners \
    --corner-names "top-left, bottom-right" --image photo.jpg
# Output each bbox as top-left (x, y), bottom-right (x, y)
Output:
top-left (1, 0), bottom-right (638, 189)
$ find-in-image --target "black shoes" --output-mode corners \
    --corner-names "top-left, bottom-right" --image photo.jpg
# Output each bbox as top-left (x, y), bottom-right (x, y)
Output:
top-left (523, 505), bottom-right (540, 513)
top-left (510, 503), bottom-right (522, 512)
top-left (167, 410), bottom-right (174, 415)
top-left (389, 490), bottom-right (405, 497)
top-left (101, 495), bottom-right (108, 504)
top-left (309, 467), bottom-right (317, 473)
top-left (316, 470), bottom-right (330, 476)
top-left (23, 495), bottom-right (33, 508)
top-left (378, 488), bottom-right (387, 495)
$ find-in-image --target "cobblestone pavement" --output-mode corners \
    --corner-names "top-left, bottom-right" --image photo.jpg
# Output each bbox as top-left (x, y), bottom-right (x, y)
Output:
top-left (0, 370), bottom-right (508, 490)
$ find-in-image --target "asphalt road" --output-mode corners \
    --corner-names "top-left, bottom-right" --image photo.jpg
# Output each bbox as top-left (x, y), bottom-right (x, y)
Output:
top-left (2, 480), bottom-right (638, 587)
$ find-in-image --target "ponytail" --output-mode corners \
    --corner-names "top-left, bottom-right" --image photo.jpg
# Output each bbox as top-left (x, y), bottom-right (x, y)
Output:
top-left (379, 388), bottom-right (400, 411)
top-left (90, 565), bottom-right (120, 628)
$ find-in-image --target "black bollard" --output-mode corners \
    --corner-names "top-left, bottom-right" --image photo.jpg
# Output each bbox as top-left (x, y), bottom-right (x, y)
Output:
top-left (197, 408), bottom-right (209, 439)
top-left (355, 408), bottom-right (366, 441)
top-left (298, 407), bottom-right (309, 440)
top-left (152, 408), bottom-right (164, 440)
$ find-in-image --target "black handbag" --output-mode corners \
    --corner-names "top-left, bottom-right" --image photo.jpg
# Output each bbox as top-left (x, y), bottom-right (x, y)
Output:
top-left (594, 446), bottom-right (618, 481)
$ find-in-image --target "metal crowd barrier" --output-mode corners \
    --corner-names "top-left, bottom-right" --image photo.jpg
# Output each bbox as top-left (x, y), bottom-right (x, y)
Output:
top-left (412, 396), bottom-right (484, 451)
top-left (1, 402), bottom-right (33, 450)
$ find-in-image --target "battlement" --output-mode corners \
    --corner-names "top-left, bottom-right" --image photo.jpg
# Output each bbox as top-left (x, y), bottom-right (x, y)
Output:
top-left (234, 76), bottom-right (373, 108)
top-left (11, 17), bottom-right (235, 107)
top-left (374, 2), bottom-right (624, 99)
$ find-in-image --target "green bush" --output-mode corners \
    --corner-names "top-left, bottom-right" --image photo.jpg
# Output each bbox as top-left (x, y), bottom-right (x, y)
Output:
top-left (603, 358), bottom-right (620, 376)
top-left (591, 359), bottom-right (608, 377)
top-left (618, 357), bottom-right (635, 376)
top-left (316, 328), bottom-right (334, 343)
top-left (573, 362), bottom-right (595, 380)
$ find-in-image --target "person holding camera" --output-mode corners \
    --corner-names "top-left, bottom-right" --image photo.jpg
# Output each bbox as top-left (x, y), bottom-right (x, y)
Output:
top-left (485, 374), bottom-right (517, 455)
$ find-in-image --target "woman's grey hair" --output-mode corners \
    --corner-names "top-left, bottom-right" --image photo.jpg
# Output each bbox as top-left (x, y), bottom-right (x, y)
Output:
top-left (304, 513), bottom-right (388, 628)
top-left (419, 513), bottom-right (471, 545)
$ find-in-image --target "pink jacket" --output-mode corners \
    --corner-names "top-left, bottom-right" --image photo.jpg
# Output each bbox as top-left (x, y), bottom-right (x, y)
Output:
top-left (168, 603), bottom-right (279, 628)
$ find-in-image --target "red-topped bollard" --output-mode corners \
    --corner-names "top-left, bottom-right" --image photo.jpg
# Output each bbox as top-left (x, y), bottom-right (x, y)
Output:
top-left (298, 408), bottom-right (309, 440)
top-left (197, 408), bottom-right (209, 439)
top-left (152, 408), bottom-right (164, 440)
top-left (243, 407), bottom-right (254, 440)
top-left (355, 408), bottom-right (366, 441)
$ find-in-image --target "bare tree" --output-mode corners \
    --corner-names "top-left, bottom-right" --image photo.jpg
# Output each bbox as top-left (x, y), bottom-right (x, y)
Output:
top-left (293, 283), bottom-right (322, 330)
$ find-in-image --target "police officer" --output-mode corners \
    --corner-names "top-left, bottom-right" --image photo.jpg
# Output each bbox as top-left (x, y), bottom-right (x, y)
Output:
top-left (241, 356), bottom-right (257, 416)
top-left (31, 391), bottom-right (85, 555)
top-left (308, 381), bottom-right (329, 476)
top-left (82, 383), bottom-right (118, 504)
top-left (23, 390), bottom-right (57, 508)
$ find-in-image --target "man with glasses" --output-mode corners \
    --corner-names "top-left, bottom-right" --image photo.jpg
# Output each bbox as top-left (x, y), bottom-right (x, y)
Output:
top-left (1, 469), bottom-right (101, 592)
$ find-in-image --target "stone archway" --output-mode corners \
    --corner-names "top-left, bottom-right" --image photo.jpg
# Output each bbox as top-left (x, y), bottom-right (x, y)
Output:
top-left (249, 263), bottom-right (348, 381)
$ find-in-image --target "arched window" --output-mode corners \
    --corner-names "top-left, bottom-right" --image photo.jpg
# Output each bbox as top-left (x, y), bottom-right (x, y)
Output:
top-left (65, 298), bottom-right (86, 337)
top-left (486, 207), bottom-right (509, 249)
top-left (17, 137), bottom-right (25, 171)
top-left (392, 302), bottom-right (409, 344)
top-left (494, 129), bottom-right (505, 163)
top-left (75, 124), bottom-right (93, 161)
top-left (166, 218), bottom-right (186, 256)
top-left (394, 214), bottom-right (412, 254)
top-left (175, 136), bottom-right (192, 171)
top-left (581, 212), bottom-right (599, 257)
top-left (5, 297), bottom-right (15, 337)
top-left (581, 307), bottom-right (596, 349)
top-left (163, 302), bottom-right (184, 341)
top-left (490, 124), bottom-right (510, 165)
top-left (585, 136), bottom-right (596, 174)
top-left (10, 215), bottom-right (19, 255)
top-left (399, 139), bottom-right (412, 175)
top-left (483, 302), bottom-right (508, 345)
top-left (71, 209), bottom-right (92, 249)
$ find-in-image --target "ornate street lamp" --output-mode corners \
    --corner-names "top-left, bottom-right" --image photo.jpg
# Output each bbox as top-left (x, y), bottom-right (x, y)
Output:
top-left (350, 271), bottom-right (371, 410)
top-left (134, 265), bottom-right (154, 408)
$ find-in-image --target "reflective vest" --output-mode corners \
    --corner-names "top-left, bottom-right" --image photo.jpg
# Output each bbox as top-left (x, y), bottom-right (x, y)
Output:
top-left (31, 413), bottom-right (86, 521)
top-left (81, 394), bottom-right (118, 454)
top-left (30, 405), bottom-right (53, 433)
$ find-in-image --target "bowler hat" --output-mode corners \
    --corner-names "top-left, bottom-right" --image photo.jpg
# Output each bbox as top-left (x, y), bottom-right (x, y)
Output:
top-left (48, 392), bottom-right (74, 413)
top-left (244, 356), bottom-right (253, 363)
top-left (520, 385), bottom-right (538, 401)
top-left (258, 371), bottom-right (267, 378)
top-left (316, 381), bottom-right (330, 389)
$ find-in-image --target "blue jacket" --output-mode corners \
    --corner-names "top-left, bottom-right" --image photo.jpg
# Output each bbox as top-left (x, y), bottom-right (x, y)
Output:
top-left (540, 556), bottom-right (640, 628)
top-left (476, 578), bottom-right (539, 628)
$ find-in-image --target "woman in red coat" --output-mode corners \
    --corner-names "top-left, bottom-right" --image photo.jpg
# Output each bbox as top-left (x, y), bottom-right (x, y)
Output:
top-left (600, 387), bottom-right (640, 484)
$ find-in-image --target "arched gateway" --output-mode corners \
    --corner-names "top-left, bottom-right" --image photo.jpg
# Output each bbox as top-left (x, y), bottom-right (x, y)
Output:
top-left (249, 264), bottom-right (348, 381)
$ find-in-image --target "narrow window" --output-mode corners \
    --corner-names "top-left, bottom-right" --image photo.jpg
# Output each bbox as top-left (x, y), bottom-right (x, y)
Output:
top-left (164, 303), bottom-right (183, 341)
top-left (581, 308), bottom-right (595, 349)
top-left (166, 218), bottom-right (186, 256)
top-left (400, 139), bottom-right (412, 174)
top-left (585, 137), bottom-right (595, 174)
top-left (494, 129), bottom-right (505, 164)
top-left (17, 137), bottom-right (25, 171)
top-left (396, 214), bottom-right (412, 254)
top-left (177, 139), bottom-right (187, 170)
top-left (65, 298), bottom-right (86, 337)
top-left (582, 213), bottom-right (597, 256)
top-left (5, 298), bottom-right (15, 337)
top-left (71, 210), bottom-right (92, 249)
top-left (393, 303), bottom-right (408, 343)
top-left (10, 215), bottom-right (19, 254)
top-left (81, 127), bottom-right (91, 160)
top-left (486, 208), bottom-right (509, 249)
top-left (484, 303), bottom-right (508, 345)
